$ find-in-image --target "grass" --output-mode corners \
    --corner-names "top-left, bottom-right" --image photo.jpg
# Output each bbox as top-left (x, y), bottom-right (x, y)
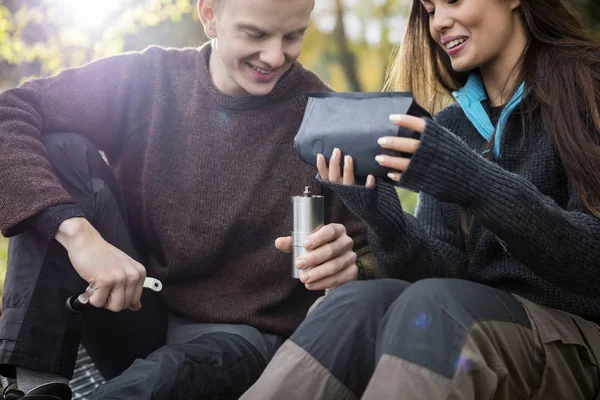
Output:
top-left (0, 236), bottom-right (6, 306)
top-left (0, 237), bottom-right (5, 269)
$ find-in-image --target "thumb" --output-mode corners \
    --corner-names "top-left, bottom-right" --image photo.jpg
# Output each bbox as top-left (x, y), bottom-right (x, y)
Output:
top-left (275, 236), bottom-right (292, 253)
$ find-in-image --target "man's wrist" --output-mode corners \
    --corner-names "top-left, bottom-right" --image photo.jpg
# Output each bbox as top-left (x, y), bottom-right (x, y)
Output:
top-left (55, 217), bottom-right (93, 250)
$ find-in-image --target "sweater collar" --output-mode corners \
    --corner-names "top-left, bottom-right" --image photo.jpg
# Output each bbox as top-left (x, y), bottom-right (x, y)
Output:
top-left (452, 74), bottom-right (526, 158)
top-left (197, 42), bottom-right (304, 110)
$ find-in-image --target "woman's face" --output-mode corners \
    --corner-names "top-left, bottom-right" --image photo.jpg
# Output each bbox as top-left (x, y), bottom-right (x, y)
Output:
top-left (421, 0), bottom-right (523, 73)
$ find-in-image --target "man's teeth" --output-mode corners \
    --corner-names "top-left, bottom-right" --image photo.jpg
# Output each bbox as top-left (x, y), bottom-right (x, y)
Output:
top-left (446, 38), bottom-right (467, 50)
top-left (249, 64), bottom-right (273, 74)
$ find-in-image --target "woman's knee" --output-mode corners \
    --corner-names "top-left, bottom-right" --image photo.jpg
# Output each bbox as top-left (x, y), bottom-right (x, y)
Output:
top-left (327, 279), bottom-right (410, 316)
top-left (393, 278), bottom-right (527, 324)
top-left (398, 278), bottom-right (465, 305)
top-left (376, 279), bottom-right (529, 361)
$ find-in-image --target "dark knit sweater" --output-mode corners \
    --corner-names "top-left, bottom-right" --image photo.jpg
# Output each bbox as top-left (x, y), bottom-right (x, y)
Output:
top-left (322, 102), bottom-right (600, 322)
top-left (0, 44), bottom-right (368, 336)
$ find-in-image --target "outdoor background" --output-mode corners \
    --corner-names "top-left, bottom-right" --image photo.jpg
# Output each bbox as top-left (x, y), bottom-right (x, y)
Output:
top-left (0, 0), bottom-right (599, 298)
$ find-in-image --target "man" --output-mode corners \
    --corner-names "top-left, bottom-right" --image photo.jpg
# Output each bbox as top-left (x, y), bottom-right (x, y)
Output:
top-left (0, 0), bottom-right (371, 398)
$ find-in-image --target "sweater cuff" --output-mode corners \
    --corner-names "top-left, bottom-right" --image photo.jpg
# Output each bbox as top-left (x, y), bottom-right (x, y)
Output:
top-left (23, 204), bottom-right (86, 240)
top-left (356, 253), bottom-right (380, 280)
top-left (399, 119), bottom-right (486, 205)
top-left (317, 176), bottom-right (408, 244)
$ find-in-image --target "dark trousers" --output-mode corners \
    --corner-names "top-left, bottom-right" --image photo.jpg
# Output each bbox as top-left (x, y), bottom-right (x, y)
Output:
top-left (0, 133), bottom-right (274, 399)
top-left (90, 332), bottom-right (268, 399)
top-left (242, 279), bottom-right (600, 400)
top-left (0, 132), bottom-right (168, 380)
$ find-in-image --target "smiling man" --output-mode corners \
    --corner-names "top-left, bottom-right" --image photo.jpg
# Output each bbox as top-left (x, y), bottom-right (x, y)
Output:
top-left (0, 0), bottom-right (370, 399)
top-left (204, 0), bottom-right (311, 95)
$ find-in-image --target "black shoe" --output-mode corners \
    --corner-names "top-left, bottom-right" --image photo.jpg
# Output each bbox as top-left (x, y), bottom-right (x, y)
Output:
top-left (2, 382), bottom-right (72, 400)
top-left (2, 384), bottom-right (24, 400)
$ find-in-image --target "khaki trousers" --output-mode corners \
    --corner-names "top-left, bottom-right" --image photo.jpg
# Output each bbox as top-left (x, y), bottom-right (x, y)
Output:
top-left (241, 279), bottom-right (600, 400)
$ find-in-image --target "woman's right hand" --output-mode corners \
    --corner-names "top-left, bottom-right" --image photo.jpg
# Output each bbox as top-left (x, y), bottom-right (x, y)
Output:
top-left (316, 147), bottom-right (375, 188)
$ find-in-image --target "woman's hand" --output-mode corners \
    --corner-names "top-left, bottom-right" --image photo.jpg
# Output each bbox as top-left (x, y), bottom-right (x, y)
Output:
top-left (375, 114), bottom-right (426, 182)
top-left (275, 223), bottom-right (358, 291)
top-left (316, 148), bottom-right (375, 188)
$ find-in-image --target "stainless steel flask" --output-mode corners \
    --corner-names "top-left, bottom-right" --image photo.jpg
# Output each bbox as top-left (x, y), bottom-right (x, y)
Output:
top-left (292, 186), bottom-right (324, 279)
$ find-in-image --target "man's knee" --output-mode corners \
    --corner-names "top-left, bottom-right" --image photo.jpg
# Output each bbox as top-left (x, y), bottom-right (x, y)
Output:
top-left (43, 132), bottom-right (100, 167)
top-left (91, 345), bottom-right (188, 399)
top-left (42, 133), bottom-right (121, 207)
top-left (92, 334), bottom-right (264, 399)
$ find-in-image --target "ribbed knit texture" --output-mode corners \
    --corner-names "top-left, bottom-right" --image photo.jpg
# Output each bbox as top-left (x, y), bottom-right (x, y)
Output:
top-left (321, 102), bottom-right (600, 322)
top-left (0, 44), bottom-right (368, 336)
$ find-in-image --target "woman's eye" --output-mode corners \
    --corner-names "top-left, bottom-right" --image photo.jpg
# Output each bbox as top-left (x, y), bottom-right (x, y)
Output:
top-left (448, 0), bottom-right (459, 4)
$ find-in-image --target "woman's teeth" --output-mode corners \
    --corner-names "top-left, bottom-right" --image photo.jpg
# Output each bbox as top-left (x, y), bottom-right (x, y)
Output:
top-left (446, 38), bottom-right (467, 50)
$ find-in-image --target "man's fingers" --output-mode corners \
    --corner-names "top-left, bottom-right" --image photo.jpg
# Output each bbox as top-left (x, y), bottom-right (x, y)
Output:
top-left (129, 264), bottom-right (146, 311)
top-left (123, 283), bottom-right (136, 312)
top-left (300, 250), bottom-right (357, 284)
top-left (88, 286), bottom-right (110, 309)
top-left (303, 224), bottom-right (346, 253)
top-left (105, 282), bottom-right (126, 312)
top-left (298, 227), bottom-right (352, 270)
top-left (304, 263), bottom-right (359, 291)
top-left (275, 236), bottom-right (292, 253)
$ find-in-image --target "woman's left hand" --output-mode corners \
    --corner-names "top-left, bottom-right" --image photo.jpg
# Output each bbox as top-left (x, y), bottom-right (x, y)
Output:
top-left (376, 114), bottom-right (426, 182)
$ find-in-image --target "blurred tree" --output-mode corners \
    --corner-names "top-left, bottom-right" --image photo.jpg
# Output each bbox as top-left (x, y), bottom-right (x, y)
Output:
top-left (332, 0), bottom-right (362, 91)
top-left (568, 0), bottom-right (600, 36)
top-left (0, 0), bottom-right (204, 88)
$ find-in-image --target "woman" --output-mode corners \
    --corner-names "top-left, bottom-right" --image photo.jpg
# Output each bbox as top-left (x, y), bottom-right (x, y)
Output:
top-left (241, 0), bottom-right (600, 398)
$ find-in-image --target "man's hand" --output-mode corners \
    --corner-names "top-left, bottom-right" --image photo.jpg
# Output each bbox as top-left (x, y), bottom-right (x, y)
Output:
top-left (276, 223), bottom-right (358, 290)
top-left (55, 218), bottom-right (146, 312)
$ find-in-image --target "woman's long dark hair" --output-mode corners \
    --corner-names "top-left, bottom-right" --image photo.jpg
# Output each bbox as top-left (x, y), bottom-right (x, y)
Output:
top-left (385, 0), bottom-right (600, 222)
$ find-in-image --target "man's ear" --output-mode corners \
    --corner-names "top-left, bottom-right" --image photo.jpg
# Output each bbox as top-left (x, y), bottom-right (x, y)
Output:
top-left (198, 0), bottom-right (217, 39)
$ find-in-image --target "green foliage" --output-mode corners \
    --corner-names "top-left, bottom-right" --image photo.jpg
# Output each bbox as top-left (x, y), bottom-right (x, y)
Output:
top-left (0, 0), bottom-right (202, 87)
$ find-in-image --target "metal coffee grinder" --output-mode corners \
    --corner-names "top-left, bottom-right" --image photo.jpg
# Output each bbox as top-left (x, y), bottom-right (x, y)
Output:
top-left (292, 186), bottom-right (324, 279)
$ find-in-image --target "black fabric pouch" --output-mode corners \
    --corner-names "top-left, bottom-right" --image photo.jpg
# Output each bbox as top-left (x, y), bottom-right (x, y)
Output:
top-left (294, 92), bottom-right (431, 178)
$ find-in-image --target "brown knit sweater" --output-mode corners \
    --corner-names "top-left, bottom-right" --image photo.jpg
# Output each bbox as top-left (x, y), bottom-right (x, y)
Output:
top-left (0, 44), bottom-right (368, 336)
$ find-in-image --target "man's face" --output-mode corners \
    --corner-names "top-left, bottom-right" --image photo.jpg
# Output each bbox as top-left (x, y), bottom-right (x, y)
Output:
top-left (201, 0), bottom-right (314, 96)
